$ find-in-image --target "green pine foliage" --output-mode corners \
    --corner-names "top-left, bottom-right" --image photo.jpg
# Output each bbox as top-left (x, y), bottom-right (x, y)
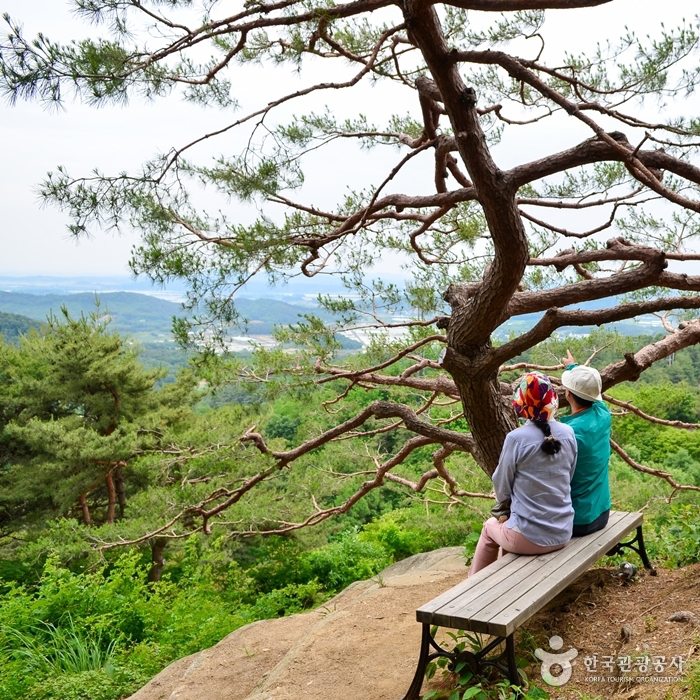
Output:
top-left (0, 306), bottom-right (172, 534)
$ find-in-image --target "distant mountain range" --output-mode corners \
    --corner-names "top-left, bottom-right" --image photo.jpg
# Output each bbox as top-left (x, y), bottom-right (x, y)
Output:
top-left (0, 291), bottom-right (359, 345)
top-left (0, 277), bottom-right (666, 346)
top-left (0, 291), bottom-right (180, 342)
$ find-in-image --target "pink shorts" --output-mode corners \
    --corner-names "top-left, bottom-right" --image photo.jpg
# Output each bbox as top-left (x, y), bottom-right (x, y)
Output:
top-left (470, 517), bottom-right (564, 575)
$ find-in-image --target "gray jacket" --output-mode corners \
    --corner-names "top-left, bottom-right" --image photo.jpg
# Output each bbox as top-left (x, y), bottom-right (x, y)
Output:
top-left (492, 420), bottom-right (577, 547)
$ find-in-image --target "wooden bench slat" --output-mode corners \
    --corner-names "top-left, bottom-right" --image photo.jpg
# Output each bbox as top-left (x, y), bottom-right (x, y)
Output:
top-left (426, 511), bottom-right (641, 636)
top-left (417, 511), bottom-right (627, 624)
top-left (402, 511), bottom-right (651, 700)
top-left (415, 552), bottom-right (520, 621)
top-left (430, 548), bottom-right (563, 629)
top-left (485, 512), bottom-right (642, 636)
top-left (430, 511), bottom-right (627, 630)
top-left (421, 553), bottom-right (539, 626)
top-left (458, 512), bottom-right (631, 623)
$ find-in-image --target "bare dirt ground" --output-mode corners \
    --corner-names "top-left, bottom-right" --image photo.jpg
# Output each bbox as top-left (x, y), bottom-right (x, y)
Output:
top-left (127, 549), bottom-right (699, 700)
top-left (521, 563), bottom-right (700, 700)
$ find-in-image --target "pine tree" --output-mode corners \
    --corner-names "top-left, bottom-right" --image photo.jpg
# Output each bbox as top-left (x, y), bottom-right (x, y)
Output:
top-left (0, 307), bottom-right (162, 531)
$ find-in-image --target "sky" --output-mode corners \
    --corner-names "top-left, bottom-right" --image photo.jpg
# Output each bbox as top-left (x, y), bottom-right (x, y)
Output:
top-left (1, 0), bottom-right (698, 284)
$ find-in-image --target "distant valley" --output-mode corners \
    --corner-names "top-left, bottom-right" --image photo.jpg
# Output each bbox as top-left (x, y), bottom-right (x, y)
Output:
top-left (0, 279), bottom-right (666, 357)
top-left (0, 291), bottom-right (346, 345)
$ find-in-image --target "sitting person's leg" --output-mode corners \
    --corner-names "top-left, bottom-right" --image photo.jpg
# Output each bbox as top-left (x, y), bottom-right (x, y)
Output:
top-left (572, 509), bottom-right (609, 537)
top-left (470, 517), bottom-right (502, 573)
top-left (470, 517), bottom-right (565, 575)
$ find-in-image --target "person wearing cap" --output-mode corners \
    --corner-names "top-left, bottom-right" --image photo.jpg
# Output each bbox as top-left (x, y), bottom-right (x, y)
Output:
top-left (559, 351), bottom-right (612, 537)
top-left (469, 372), bottom-right (578, 575)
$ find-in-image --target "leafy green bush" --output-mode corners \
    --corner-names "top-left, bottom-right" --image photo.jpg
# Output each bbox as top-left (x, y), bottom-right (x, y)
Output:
top-left (251, 581), bottom-right (323, 618)
top-left (359, 513), bottom-right (434, 560)
top-left (23, 667), bottom-right (149, 700)
top-left (265, 414), bottom-right (301, 444)
top-left (0, 551), bottom-right (247, 700)
top-left (646, 504), bottom-right (700, 567)
top-left (303, 531), bottom-right (390, 591)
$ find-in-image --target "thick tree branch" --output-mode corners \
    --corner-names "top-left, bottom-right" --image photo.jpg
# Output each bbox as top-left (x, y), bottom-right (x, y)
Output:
top-left (227, 435), bottom-right (491, 536)
top-left (440, 0), bottom-right (611, 7)
top-left (451, 50), bottom-right (700, 212)
top-left (600, 320), bottom-right (700, 389)
top-left (321, 366), bottom-right (461, 398)
top-left (611, 440), bottom-right (700, 495)
top-left (315, 334), bottom-right (445, 384)
top-left (603, 394), bottom-right (700, 431)
top-left (414, 83), bottom-right (700, 191)
top-left (241, 400), bottom-right (476, 470)
top-left (530, 239), bottom-right (700, 270)
top-left (489, 295), bottom-right (700, 369)
top-left (445, 251), bottom-right (668, 325)
top-left (407, 4), bottom-right (529, 349)
top-left (508, 135), bottom-right (700, 191)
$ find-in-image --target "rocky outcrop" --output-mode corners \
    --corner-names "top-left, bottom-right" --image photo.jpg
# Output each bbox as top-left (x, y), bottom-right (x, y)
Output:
top-left (127, 547), bottom-right (468, 700)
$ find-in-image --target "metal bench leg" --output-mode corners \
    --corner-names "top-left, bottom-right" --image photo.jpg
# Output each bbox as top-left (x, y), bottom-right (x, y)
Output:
top-left (505, 634), bottom-right (519, 686)
top-left (401, 626), bottom-right (521, 699)
top-left (607, 525), bottom-right (657, 576)
top-left (634, 525), bottom-right (656, 574)
top-left (401, 622), bottom-right (430, 700)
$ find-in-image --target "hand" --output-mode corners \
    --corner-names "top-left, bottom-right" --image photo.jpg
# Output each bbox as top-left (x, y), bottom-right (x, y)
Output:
top-left (561, 349), bottom-right (576, 366)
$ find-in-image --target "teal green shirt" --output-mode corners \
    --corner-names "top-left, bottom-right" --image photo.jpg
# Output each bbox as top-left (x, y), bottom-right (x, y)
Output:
top-left (560, 400), bottom-right (612, 526)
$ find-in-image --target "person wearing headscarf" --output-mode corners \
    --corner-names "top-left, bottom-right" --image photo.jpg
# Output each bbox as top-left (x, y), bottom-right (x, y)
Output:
top-left (469, 372), bottom-right (578, 575)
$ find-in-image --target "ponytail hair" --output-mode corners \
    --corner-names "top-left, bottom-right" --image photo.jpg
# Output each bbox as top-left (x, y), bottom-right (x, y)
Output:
top-left (533, 420), bottom-right (561, 455)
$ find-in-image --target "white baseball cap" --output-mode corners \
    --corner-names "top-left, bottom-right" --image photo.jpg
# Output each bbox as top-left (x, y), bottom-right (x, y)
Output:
top-left (561, 365), bottom-right (602, 402)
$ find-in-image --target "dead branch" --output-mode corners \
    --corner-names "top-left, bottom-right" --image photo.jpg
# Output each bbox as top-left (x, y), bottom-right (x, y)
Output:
top-left (315, 334), bottom-right (446, 384)
top-left (241, 399), bottom-right (477, 469)
top-left (519, 204), bottom-right (620, 239)
top-left (529, 239), bottom-right (700, 271)
top-left (601, 320), bottom-right (700, 389)
top-left (499, 362), bottom-right (564, 372)
top-left (321, 366), bottom-right (460, 399)
top-left (227, 435), bottom-right (439, 535)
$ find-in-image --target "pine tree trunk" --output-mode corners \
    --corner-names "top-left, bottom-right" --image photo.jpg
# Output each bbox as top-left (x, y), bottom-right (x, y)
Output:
top-left (79, 492), bottom-right (92, 525)
top-left (404, 3), bottom-right (530, 477)
top-left (105, 471), bottom-right (116, 524)
top-left (443, 347), bottom-right (518, 476)
top-left (148, 538), bottom-right (167, 583)
top-left (114, 464), bottom-right (126, 518)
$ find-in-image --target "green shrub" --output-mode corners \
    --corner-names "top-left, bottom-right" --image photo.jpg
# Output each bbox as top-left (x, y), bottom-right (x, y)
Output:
top-left (0, 551), bottom-right (246, 700)
top-left (264, 414), bottom-right (301, 443)
top-left (23, 667), bottom-right (150, 700)
top-left (646, 504), bottom-right (700, 567)
top-left (359, 513), bottom-right (433, 561)
top-left (251, 581), bottom-right (323, 618)
top-left (303, 532), bottom-right (390, 591)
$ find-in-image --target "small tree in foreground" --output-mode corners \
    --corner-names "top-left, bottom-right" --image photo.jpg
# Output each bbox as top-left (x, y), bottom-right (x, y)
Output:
top-left (2, 0), bottom-right (700, 543)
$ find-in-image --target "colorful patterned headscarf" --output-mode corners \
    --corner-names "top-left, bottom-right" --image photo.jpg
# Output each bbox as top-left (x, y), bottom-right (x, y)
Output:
top-left (512, 372), bottom-right (558, 422)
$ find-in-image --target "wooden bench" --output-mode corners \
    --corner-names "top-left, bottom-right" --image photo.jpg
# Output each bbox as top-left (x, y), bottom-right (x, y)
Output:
top-left (401, 511), bottom-right (655, 699)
